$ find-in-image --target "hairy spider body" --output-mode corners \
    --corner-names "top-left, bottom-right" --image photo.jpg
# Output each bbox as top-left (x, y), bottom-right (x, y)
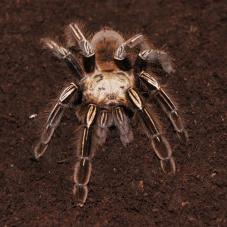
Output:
top-left (82, 70), bottom-right (134, 106)
top-left (34, 23), bottom-right (187, 207)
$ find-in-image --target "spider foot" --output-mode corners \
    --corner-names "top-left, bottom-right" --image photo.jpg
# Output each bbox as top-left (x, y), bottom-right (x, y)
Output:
top-left (151, 135), bottom-right (175, 174)
top-left (139, 50), bottom-right (175, 74)
top-left (151, 135), bottom-right (171, 159)
top-left (73, 185), bottom-right (88, 207)
top-left (74, 158), bottom-right (92, 185)
top-left (177, 129), bottom-right (189, 144)
top-left (34, 142), bottom-right (48, 160)
top-left (160, 157), bottom-right (176, 174)
top-left (73, 158), bottom-right (91, 207)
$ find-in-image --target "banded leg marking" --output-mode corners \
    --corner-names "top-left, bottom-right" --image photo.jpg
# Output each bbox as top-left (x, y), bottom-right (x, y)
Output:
top-left (114, 34), bottom-right (144, 61)
top-left (128, 88), bottom-right (176, 174)
top-left (114, 34), bottom-right (144, 71)
top-left (73, 104), bottom-right (97, 207)
top-left (34, 83), bottom-right (78, 159)
top-left (68, 23), bottom-right (95, 73)
top-left (42, 39), bottom-right (84, 78)
top-left (114, 33), bottom-right (174, 74)
top-left (139, 71), bottom-right (187, 141)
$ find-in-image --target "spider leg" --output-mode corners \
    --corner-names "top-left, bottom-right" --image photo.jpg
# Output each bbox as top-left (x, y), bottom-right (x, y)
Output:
top-left (127, 87), bottom-right (176, 174)
top-left (114, 34), bottom-right (175, 74)
top-left (139, 71), bottom-right (188, 141)
top-left (94, 109), bottom-right (112, 146)
top-left (66, 23), bottom-right (95, 73)
top-left (114, 34), bottom-right (144, 71)
top-left (113, 107), bottom-right (134, 146)
top-left (42, 39), bottom-right (84, 80)
top-left (73, 104), bottom-right (97, 206)
top-left (73, 104), bottom-right (113, 207)
top-left (73, 108), bottom-right (113, 206)
top-left (34, 83), bottom-right (78, 159)
top-left (137, 49), bottom-right (175, 74)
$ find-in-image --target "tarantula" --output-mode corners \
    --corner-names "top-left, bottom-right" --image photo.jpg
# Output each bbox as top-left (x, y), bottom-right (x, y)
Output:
top-left (34, 23), bottom-right (187, 207)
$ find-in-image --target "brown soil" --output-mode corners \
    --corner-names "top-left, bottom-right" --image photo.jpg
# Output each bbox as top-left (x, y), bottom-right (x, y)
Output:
top-left (0, 0), bottom-right (226, 226)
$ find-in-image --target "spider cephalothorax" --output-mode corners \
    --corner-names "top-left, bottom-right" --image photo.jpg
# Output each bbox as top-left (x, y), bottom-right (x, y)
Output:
top-left (82, 70), bottom-right (134, 106)
top-left (34, 23), bottom-right (187, 207)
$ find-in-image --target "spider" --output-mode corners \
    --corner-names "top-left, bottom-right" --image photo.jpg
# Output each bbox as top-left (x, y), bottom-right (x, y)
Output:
top-left (34, 23), bottom-right (187, 207)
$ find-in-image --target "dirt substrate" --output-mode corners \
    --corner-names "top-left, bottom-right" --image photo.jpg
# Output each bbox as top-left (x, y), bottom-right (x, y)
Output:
top-left (0, 0), bottom-right (226, 226)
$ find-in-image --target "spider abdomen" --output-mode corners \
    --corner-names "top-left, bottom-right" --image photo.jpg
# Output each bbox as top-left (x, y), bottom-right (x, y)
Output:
top-left (82, 70), bottom-right (134, 106)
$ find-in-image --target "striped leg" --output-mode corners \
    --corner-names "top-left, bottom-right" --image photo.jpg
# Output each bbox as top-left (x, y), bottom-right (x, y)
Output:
top-left (66, 23), bottom-right (96, 73)
top-left (114, 34), bottom-right (174, 74)
top-left (114, 34), bottom-right (144, 71)
top-left (139, 71), bottom-right (188, 141)
top-left (34, 83), bottom-right (78, 159)
top-left (42, 39), bottom-right (84, 79)
top-left (94, 109), bottom-right (112, 147)
top-left (73, 108), bottom-right (115, 206)
top-left (73, 104), bottom-right (97, 206)
top-left (127, 87), bottom-right (176, 174)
